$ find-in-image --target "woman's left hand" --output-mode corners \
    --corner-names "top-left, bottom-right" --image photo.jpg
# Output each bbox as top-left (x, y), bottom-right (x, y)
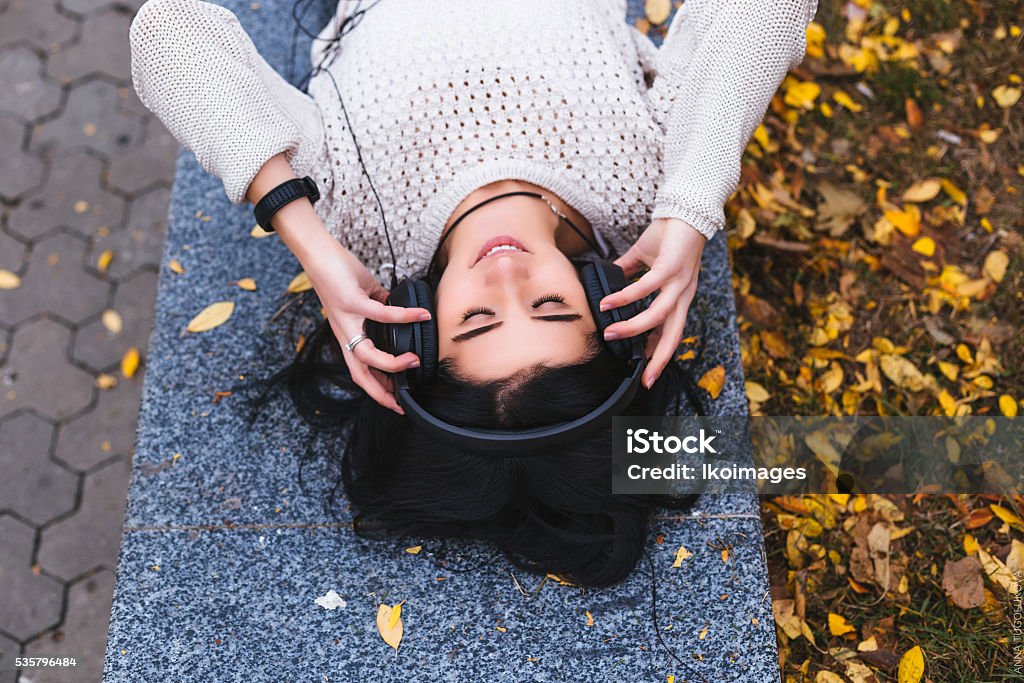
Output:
top-left (597, 217), bottom-right (706, 389)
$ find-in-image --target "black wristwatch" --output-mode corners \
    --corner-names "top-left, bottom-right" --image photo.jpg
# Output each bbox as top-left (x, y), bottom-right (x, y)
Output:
top-left (253, 176), bottom-right (321, 232)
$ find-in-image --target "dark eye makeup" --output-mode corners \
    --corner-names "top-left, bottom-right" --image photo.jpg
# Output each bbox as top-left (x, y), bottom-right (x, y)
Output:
top-left (459, 294), bottom-right (567, 322)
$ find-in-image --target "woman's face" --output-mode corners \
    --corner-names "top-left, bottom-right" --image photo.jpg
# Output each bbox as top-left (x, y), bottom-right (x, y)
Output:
top-left (433, 193), bottom-right (597, 382)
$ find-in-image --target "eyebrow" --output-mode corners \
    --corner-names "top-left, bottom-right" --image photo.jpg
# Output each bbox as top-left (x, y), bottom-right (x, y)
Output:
top-left (450, 313), bottom-right (583, 343)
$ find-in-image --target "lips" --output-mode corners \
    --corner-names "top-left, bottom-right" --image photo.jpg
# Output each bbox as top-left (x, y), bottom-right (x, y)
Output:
top-left (473, 235), bottom-right (530, 266)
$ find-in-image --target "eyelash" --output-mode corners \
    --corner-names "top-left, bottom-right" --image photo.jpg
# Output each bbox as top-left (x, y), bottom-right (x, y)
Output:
top-left (459, 294), bottom-right (566, 322)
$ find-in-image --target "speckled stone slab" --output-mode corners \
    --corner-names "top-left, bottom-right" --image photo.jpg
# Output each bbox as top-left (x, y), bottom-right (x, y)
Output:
top-left (104, 1), bottom-right (778, 681)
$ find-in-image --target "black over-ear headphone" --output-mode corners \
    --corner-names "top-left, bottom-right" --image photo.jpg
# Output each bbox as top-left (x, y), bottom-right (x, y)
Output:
top-left (293, 2), bottom-right (648, 455)
top-left (365, 191), bottom-right (648, 455)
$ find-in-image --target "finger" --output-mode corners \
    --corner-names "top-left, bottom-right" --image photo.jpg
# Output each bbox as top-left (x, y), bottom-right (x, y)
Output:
top-left (643, 299), bottom-right (692, 389)
top-left (612, 246), bottom-right (645, 278)
top-left (602, 283), bottom-right (681, 339)
top-left (598, 268), bottom-right (671, 312)
top-left (354, 297), bottom-right (432, 324)
top-left (349, 358), bottom-right (405, 415)
top-left (345, 332), bottom-right (421, 373)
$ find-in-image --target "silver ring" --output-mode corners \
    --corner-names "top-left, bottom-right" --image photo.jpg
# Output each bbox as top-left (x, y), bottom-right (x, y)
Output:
top-left (344, 333), bottom-right (368, 353)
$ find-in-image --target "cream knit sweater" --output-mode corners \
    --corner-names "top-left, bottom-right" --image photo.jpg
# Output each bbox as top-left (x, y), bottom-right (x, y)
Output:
top-left (130, 0), bottom-right (817, 285)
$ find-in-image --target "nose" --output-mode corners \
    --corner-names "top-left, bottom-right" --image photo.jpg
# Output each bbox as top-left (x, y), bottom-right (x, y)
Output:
top-left (482, 252), bottom-right (530, 288)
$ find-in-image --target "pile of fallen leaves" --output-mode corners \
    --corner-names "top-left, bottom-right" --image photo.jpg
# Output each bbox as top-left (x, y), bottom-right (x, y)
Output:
top-left (639, 1), bottom-right (1023, 680)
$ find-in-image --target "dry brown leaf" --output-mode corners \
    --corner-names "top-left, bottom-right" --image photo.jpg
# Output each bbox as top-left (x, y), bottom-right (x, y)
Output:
top-left (816, 182), bottom-right (867, 236)
top-left (168, 259), bottom-right (185, 274)
top-left (867, 523), bottom-right (892, 591)
top-left (697, 366), bottom-right (726, 400)
top-left (941, 556), bottom-right (984, 608)
top-left (186, 301), bottom-right (235, 333)
top-left (672, 545), bottom-right (693, 568)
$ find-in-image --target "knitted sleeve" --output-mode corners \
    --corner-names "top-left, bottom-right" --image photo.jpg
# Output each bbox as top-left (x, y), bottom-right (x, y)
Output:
top-left (128, 0), bottom-right (324, 204)
top-left (649, 0), bottom-right (818, 239)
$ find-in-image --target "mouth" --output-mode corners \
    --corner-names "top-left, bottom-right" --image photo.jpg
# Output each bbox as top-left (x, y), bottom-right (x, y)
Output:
top-left (473, 236), bottom-right (530, 266)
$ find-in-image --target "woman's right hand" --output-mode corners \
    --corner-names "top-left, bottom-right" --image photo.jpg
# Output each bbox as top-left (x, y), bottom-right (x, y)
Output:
top-left (305, 243), bottom-right (431, 415)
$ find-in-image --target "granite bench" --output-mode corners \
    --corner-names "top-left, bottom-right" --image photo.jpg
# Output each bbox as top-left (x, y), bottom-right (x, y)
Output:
top-left (103, 2), bottom-right (779, 680)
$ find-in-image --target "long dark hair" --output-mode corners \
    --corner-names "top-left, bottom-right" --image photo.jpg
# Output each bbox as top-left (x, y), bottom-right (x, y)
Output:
top-left (248, 287), bottom-right (705, 587)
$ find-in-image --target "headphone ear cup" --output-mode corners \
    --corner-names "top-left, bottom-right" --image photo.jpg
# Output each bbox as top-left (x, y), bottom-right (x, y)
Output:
top-left (410, 279), bottom-right (439, 384)
top-left (372, 279), bottom-right (438, 386)
top-left (580, 261), bottom-right (640, 361)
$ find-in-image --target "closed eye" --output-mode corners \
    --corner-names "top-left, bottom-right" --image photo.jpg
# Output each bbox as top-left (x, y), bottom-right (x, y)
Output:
top-left (531, 293), bottom-right (566, 308)
top-left (460, 306), bottom-right (494, 323)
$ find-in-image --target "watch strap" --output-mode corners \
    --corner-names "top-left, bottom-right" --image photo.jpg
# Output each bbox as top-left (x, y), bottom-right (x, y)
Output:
top-left (253, 176), bottom-right (320, 232)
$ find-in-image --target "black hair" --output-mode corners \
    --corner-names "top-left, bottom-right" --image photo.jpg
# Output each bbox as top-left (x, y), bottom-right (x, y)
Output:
top-left (247, 288), bottom-right (706, 588)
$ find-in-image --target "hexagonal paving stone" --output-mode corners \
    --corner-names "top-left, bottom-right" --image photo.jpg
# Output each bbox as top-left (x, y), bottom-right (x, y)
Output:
top-left (0, 230), bottom-right (29, 273)
top-left (0, 0), bottom-right (78, 53)
top-left (0, 630), bottom-right (20, 683)
top-left (0, 47), bottom-right (63, 120)
top-left (0, 515), bottom-right (64, 642)
top-left (0, 411), bottom-right (79, 526)
top-left (47, 8), bottom-right (133, 85)
top-left (0, 318), bottom-right (95, 422)
top-left (37, 456), bottom-right (130, 582)
top-left (5, 151), bottom-right (126, 242)
top-left (86, 188), bottom-right (169, 281)
top-left (72, 268), bottom-right (157, 371)
top-left (106, 126), bottom-right (177, 195)
top-left (0, 116), bottom-right (46, 202)
top-left (30, 79), bottom-right (142, 159)
top-left (54, 367), bottom-right (143, 471)
top-left (23, 568), bottom-right (115, 682)
top-left (0, 231), bottom-right (111, 326)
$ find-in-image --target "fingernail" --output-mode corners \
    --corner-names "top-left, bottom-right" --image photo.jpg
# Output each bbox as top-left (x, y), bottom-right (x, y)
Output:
top-left (599, 302), bottom-right (611, 312)
top-left (408, 360), bottom-right (420, 368)
top-left (418, 312), bottom-right (432, 321)
top-left (604, 330), bottom-right (619, 341)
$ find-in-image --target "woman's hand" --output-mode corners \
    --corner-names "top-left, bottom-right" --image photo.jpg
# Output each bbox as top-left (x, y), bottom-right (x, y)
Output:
top-left (597, 218), bottom-right (706, 389)
top-left (305, 243), bottom-right (431, 415)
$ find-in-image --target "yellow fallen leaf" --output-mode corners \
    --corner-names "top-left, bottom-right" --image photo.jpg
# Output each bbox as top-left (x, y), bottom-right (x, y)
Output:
top-left (828, 612), bottom-right (856, 637)
top-left (121, 347), bottom-right (140, 379)
top-left (1000, 394), bottom-right (1018, 418)
top-left (884, 207), bottom-right (920, 237)
top-left (236, 277), bottom-right (257, 291)
top-left (816, 672), bottom-right (845, 683)
top-left (585, 610), bottom-right (594, 626)
top-left (376, 603), bottom-right (404, 651)
top-left (858, 636), bottom-right (878, 652)
top-left (287, 272), bottom-right (312, 293)
top-left (697, 366), bottom-right (726, 400)
top-left (911, 236), bottom-right (935, 256)
top-left (186, 301), bottom-right (235, 333)
top-left (101, 309), bottom-right (123, 334)
top-left (897, 645), bottom-right (924, 683)
top-left (901, 179), bottom-right (942, 202)
top-left (644, 0), bottom-right (671, 25)
top-left (982, 250), bottom-right (1008, 283)
top-left (672, 545), bottom-right (692, 568)
top-left (940, 179), bottom-right (967, 206)
top-left (250, 224), bottom-right (274, 238)
top-left (992, 85), bottom-right (1021, 108)
top-left (784, 79), bottom-right (821, 110)
top-left (405, 545), bottom-right (422, 554)
top-left (96, 250), bottom-right (114, 272)
top-left (937, 361), bottom-right (958, 382)
top-left (168, 259), bottom-right (185, 274)
top-left (964, 534), bottom-right (979, 556)
top-left (977, 547), bottom-right (1017, 593)
top-left (745, 381), bottom-right (770, 403)
top-left (0, 269), bottom-right (21, 289)
top-left (833, 91), bottom-right (863, 112)
top-left (95, 373), bottom-right (118, 390)
top-left (990, 504), bottom-right (1024, 531)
